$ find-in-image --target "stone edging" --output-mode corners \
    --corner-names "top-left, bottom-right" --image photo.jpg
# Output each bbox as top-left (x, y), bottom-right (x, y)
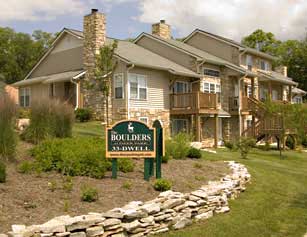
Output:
top-left (1, 161), bottom-right (251, 237)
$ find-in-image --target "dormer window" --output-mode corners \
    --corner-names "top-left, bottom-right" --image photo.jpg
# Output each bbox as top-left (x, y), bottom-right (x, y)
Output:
top-left (246, 55), bottom-right (253, 70)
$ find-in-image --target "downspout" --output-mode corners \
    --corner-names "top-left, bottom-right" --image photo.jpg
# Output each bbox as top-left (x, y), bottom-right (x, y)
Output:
top-left (127, 64), bottom-right (135, 119)
top-left (238, 48), bottom-right (248, 137)
top-left (70, 78), bottom-right (79, 110)
top-left (238, 72), bottom-right (248, 137)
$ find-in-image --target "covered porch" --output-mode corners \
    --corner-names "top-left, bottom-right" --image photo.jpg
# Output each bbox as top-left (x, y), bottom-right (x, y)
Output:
top-left (13, 70), bottom-right (84, 108)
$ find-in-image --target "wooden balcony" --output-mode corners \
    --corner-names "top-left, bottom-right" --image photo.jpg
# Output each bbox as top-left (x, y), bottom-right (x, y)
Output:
top-left (170, 92), bottom-right (218, 114)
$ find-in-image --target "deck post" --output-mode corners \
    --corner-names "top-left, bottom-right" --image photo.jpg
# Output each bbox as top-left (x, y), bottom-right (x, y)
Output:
top-left (214, 114), bottom-right (218, 148)
top-left (288, 85), bottom-right (292, 102)
top-left (251, 77), bottom-right (255, 98)
top-left (268, 81), bottom-right (272, 100)
top-left (195, 114), bottom-right (201, 142)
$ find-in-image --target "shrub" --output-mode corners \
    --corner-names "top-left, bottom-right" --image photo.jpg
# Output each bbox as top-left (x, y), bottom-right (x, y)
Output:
top-left (166, 132), bottom-right (192, 159)
top-left (286, 136), bottom-right (295, 150)
top-left (81, 185), bottom-right (98, 202)
top-left (187, 147), bottom-right (202, 159)
top-left (75, 108), bottom-right (92, 122)
top-left (224, 140), bottom-right (236, 150)
top-left (0, 95), bottom-right (17, 161)
top-left (301, 136), bottom-right (307, 148)
top-left (62, 176), bottom-right (73, 192)
top-left (122, 181), bottom-right (132, 190)
top-left (153, 178), bottom-right (172, 191)
top-left (31, 137), bottom-right (109, 179)
top-left (22, 99), bottom-right (74, 144)
top-left (118, 159), bottom-right (134, 173)
top-left (22, 99), bottom-right (51, 144)
top-left (193, 162), bottom-right (203, 169)
top-left (50, 101), bottom-right (74, 138)
top-left (236, 137), bottom-right (256, 159)
top-left (0, 161), bottom-right (6, 183)
top-left (17, 161), bottom-right (34, 174)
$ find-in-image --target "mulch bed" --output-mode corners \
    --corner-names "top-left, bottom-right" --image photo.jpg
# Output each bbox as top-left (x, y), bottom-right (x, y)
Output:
top-left (0, 142), bottom-right (230, 232)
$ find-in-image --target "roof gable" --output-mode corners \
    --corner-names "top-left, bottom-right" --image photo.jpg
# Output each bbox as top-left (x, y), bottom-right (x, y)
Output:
top-left (25, 28), bottom-right (83, 79)
top-left (184, 29), bottom-right (276, 61)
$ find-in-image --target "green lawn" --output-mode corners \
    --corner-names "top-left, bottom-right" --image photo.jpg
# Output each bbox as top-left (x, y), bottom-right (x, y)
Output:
top-left (159, 149), bottom-right (307, 237)
top-left (72, 121), bottom-right (105, 138)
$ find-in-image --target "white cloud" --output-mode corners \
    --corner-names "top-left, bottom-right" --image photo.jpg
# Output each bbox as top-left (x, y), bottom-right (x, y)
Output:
top-left (136, 0), bottom-right (307, 40)
top-left (1, 0), bottom-right (86, 22)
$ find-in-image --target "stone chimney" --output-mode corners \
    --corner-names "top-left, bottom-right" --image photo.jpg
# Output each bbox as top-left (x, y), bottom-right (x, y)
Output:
top-left (82, 9), bottom-right (110, 121)
top-left (152, 20), bottom-right (171, 39)
top-left (275, 66), bottom-right (288, 77)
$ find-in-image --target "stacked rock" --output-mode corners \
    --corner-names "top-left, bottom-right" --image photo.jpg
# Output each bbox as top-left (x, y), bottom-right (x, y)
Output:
top-left (3, 161), bottom-right (251, 237)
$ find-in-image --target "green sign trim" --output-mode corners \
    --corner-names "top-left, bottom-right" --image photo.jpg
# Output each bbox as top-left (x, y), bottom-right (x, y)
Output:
top-left (106, 120), bottom-right (156, 158)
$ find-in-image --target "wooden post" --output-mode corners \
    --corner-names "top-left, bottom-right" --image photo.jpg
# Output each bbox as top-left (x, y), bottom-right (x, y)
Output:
top-left (288, 85), bottom-right (292, 102)
top-left (268, 81), bottom-right (272, 100)
top-left (252, 115), bottom-right (255, 137)
top-left (214, 114), bottom-right (218, 148)
top-left (251, 77), bottom-right (255, 98)
top-left (195, 114), bottom-right (201, 142)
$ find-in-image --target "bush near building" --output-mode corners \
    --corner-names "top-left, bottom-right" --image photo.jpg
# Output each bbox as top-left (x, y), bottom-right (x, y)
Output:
top-left (0, 94), bottom-right (17, 161)
top-left (22, 99), bottom-right (74, 144)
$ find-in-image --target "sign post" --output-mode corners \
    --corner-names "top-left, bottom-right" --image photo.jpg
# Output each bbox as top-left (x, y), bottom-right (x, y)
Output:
top-left (106, 120), bottom-right (156, 180)
top-left (153, 120), bottom-right (163, 179)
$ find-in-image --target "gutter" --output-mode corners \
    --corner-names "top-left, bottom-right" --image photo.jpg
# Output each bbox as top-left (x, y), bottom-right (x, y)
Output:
top-left (70, 78), bottom-right (79, 110)
top-left (238, 72), bottom-right (248, 137)
top-left (127, 64), bottom-right (135, 119)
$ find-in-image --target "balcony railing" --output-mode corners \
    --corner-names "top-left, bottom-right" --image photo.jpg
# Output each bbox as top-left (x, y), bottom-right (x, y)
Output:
top-left (170, 92), bottom-right (217, 112)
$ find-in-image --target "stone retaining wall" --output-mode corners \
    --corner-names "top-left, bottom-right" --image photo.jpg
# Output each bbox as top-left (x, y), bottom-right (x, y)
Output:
top-left (2, 161), bottom-right (250, 237)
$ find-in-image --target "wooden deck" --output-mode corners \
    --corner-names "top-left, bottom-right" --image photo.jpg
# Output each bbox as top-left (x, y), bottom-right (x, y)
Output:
top-left (170, 92), bottom-right (218, 114)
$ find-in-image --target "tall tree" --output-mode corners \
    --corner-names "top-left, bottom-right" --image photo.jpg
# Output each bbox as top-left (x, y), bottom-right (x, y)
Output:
top-left (241, 29), bottom-right (307, 93)
top-left (94, 40), bottom-right (118, 126)
top-left (0, 27), bottom-right (56, 84)
top-left (241, 29), bottom-right (281, 55)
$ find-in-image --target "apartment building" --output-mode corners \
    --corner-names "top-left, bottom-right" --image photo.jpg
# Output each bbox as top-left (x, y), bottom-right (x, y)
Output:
top-left (13, 9), bottom-right (301, 147)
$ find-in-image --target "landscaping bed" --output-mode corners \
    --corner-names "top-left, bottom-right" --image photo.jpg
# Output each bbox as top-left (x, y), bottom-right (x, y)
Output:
top-left (0, 141), bottom-right (230, 232)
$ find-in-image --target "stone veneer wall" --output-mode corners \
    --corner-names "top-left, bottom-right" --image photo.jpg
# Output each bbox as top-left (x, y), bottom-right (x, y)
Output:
top-left (82, 10), bottom-right (111, 122)
top-left (151, 21), bottom-right (171, 40)
top-left (129, 108), bottom-right (170, 136)
top-left (3, 161), bottom-right (250, 237)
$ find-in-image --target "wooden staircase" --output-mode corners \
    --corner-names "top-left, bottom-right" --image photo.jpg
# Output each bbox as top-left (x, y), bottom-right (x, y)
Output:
top-left (241, 97), bottom-right (285, 142)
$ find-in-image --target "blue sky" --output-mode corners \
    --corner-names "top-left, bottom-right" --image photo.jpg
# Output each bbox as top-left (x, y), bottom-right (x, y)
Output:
top-left (1, 0), bottom-right (306, 41)
top-left (1, 1), bottom-right (180, 40)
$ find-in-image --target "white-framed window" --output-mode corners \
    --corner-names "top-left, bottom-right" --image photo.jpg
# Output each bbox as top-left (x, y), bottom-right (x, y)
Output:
top-left (128, 73), bottom-right (147, 100)
top-left (114, 73), bottom-right (124, 99)
top-left (203, 82), bottom-right (221, 94)
top-left (172, 119), bottom-right (188, 135)
top-left (19, 87), bottom-right (30, 107)
top-left (203, 68), bottom-right (220, 78)
top-left (139, 117), bottom-right (148, 124)
top-left (246, 55), bottom-right (253, 70)
top-left (260, 60), bottom-right (269, 71)
top-left (173, 81), bottom-right (189, 93)
top-left (294, 97), bottom-right (302, 104)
